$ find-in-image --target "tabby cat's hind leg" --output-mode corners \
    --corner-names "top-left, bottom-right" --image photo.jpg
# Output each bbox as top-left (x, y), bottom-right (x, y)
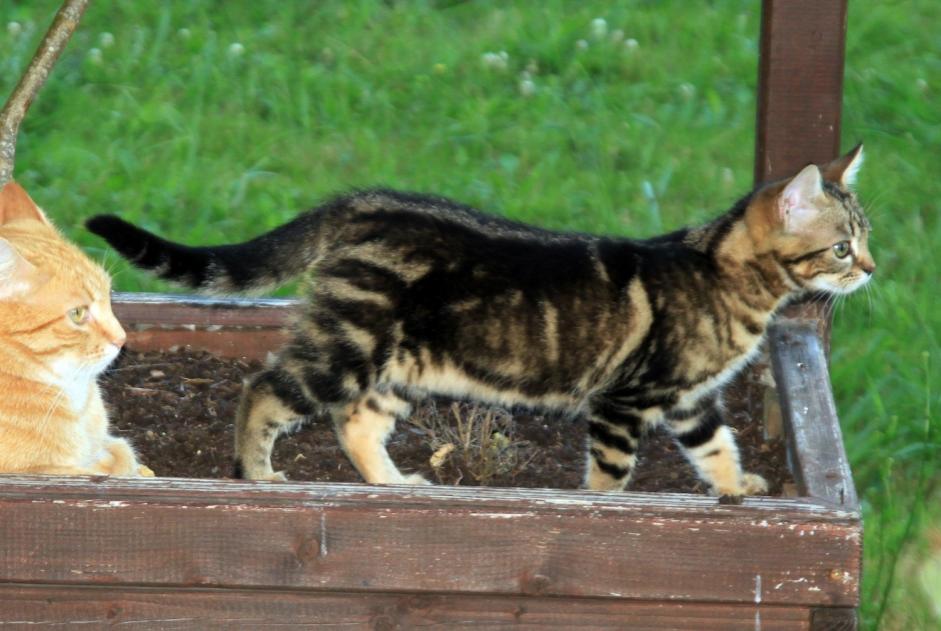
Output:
top-left (666, 402), bottom-right (768, 496)
top-left (583, 403), bottom-right (643, 491)
top-left (334, 390), bottom-right (429, 485)
top-left (234, 367), bottom-right (317, 481)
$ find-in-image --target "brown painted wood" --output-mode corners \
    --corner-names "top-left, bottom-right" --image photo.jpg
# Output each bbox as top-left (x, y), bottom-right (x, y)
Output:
top-left (113, 292), bottom-right (297, 326)
top-left (810, 607), bottom-right (858, 631)
top-left (768, 321), bottom-right (858, 510)
top-left (0, 476), bottom-right (859, 607)
top-left (0, 585), bottom-right (812, 630)
top-left (755, 0), bottom-right (848, 183)
top-left (125, 328), bottom-right (288, 360)
top-left (114, 293), bottom-right (292, 359)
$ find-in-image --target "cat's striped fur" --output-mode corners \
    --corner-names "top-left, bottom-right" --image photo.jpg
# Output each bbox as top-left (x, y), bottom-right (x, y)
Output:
top-left (87, 145), bottom-right (873, 494)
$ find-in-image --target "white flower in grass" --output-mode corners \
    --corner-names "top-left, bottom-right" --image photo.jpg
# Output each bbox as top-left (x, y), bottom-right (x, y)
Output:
top-left (481, 50), bottom-right (508, 71)
top-left (88, 47), bottom-right (102, 65)
top-left (591, 18), bottom-right (607, 40)
top-left (916, 77), bottom-right (928, 93)
top-left (228, 42), bottom-right (245, 58)
top-left (518, 76), bottom-right (536, 97)
top-left (178, 27), bottom-right (191, 40)
top-left (625, 38), bottom-right (639, 51)
top-left (610, 29), bottom-right (624, 44)
top-left (575, 39), bottom-right (589, 51)
top-left (7, 21), bottom-right (22, 37)
top-left (99, 32), bottom-right (114, 48)
top-left (721, 167), bottom-right (735, 188)
top-left (678, 82), bottom-right (695, 99)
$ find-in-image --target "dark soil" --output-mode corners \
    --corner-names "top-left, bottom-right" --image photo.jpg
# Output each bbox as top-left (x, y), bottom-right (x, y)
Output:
top-left (101, 347), bottom-right (792, 494)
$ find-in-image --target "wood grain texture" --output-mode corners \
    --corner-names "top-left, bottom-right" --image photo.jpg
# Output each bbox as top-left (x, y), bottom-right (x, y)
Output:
top-left (769, 321), bottom-right (859, 510)
top-left (755, 0), bottom-right (848, 183)
top-left (113, 292), bottom-right (297, 327)
top-left (114, 293), bottom-right (293, 359)
top-left (0, 585), bottom-right (812, 630)
top-left (811, 607), bottom-right (858, 631)
top-left (0, 476), bottom-right (859, 607)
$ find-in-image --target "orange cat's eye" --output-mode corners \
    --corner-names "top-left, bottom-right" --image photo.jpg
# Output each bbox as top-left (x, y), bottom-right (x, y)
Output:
top-left (67, 306), bottom-right (90, 325)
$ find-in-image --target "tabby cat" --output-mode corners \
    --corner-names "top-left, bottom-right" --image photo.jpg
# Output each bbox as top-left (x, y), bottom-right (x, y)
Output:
top-left (87, 145), bottom-right (872, 494)
top-left (0, 181), bottom-right (152, 477)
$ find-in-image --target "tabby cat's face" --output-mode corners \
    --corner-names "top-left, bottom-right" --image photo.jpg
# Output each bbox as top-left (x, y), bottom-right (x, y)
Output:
top-left (748, 145), bottom-right (875, 296)
top-left (0, 182), bottom-right (125, 379)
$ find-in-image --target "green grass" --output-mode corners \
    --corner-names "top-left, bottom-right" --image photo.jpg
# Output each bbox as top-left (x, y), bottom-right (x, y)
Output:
top-left (2, 1), bottom-right (938, 626)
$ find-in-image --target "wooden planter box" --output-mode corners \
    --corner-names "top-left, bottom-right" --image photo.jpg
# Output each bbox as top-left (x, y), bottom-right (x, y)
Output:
top-left (0, 293), bottom-right (861, 629)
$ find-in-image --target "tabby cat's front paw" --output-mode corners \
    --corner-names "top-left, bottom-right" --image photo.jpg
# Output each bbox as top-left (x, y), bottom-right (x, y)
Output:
top-left (403, 473), bottom-right (432, 485)
top-left (137, 464), bottom-right (155, 477)
top-left (741, 472), bottom-right (769, 495)
top-left (713, 472), bottom-right (769, 497)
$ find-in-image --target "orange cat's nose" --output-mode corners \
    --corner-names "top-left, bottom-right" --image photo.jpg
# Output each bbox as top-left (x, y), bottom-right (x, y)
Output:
top-left (111, 331), bottom-right (127, 349)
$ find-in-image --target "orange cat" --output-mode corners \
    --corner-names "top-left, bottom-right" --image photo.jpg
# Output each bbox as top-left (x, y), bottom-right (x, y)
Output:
top-left (0, 181), bottom-right (152, 476)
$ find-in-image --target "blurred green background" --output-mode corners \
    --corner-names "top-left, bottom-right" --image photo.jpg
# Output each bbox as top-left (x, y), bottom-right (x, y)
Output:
top-left (1, 1), bottom-right (937, 627)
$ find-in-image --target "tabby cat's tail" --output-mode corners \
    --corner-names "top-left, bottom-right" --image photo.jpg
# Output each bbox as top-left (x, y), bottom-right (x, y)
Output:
top-left (86, 213), bottom-right (322, 293)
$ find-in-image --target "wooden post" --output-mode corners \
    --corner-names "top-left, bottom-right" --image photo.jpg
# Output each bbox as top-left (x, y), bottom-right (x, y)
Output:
top-left (755, 0), bottom-right (849, 332)
top-left (754, 4), bottom-right (858, 626)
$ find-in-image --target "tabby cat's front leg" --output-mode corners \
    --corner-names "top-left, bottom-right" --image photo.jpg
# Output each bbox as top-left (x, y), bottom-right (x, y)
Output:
top-left (666, 401), bottom-right (768, 496)
top-left (583, 402), bottom-right (644, 491)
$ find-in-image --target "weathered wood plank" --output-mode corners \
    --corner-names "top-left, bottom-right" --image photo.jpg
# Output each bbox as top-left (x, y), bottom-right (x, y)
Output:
top-left (768, 321), bottom-right (858, 509)
top-left (124, 328), bottom-right (288, 360)
top-left (113, 292), bottom-right (297, 326)
top-left (114, 293), bottom-right (292, 359)
top-left (0, 585), bottom-right (812, 630)
top-left (0, 476), bottom-right (859, 607)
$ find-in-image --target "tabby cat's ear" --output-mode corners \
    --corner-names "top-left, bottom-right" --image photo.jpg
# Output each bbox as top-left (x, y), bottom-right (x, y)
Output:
top-left (0, 238), bottom-right (41, 300)
top-left (778, 164), bottom-right (824, 234)
top-left (822, 143), bottom-right (864, 189)
top-left (0, 181), bottom-right (51, 226)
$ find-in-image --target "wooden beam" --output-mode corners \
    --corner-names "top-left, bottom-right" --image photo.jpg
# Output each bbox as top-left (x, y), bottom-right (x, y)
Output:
top-left (0, 585), bottom-right (814, 630)
top-left (0, 476), bottom-right (860, 607)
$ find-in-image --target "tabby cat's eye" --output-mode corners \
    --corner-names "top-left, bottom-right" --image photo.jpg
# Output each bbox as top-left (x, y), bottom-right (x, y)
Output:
top-left (832, 241), bottom-right (851, 259)
top-left (67, 306), bottom-right (89, 324)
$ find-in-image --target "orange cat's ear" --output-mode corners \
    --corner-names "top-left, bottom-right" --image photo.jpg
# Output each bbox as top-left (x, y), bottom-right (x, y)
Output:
top-left (0, 181), bottom-right (51, 226)
top-left (821, 143), bottom-right (864, 189)
top-left (0, 237), bottom-right (43, 300)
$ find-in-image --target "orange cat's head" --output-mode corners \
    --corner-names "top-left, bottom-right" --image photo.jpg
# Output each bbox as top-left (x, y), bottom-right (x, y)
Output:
top-left (0, 182), bottom-right (125, 378)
